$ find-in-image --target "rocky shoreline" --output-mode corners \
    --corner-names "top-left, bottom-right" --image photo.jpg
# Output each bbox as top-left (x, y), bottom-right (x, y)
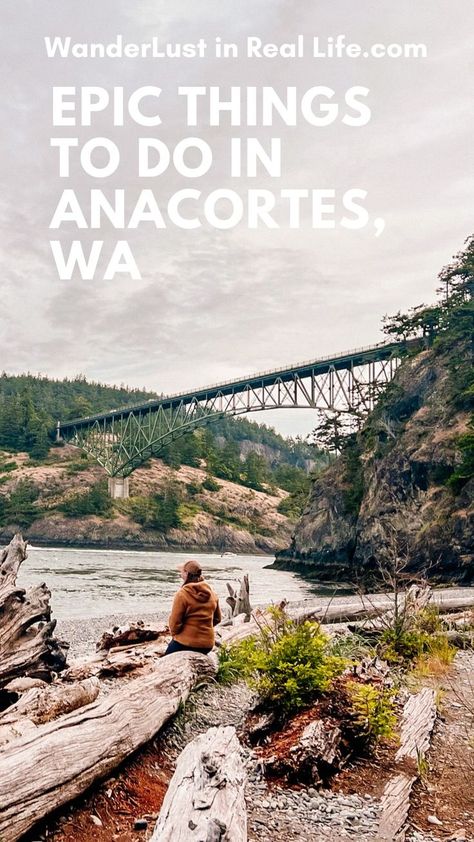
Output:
top-left (275, 347), bottom-right (473, 587)
top-left (38, 657), bottom-right (471, 842)
top-left (0, 529), bottom-right (278, 555)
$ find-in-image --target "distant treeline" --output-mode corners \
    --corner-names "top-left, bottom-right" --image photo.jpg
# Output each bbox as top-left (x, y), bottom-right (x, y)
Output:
top-left (0, 374), bottom-right (326, 531)
top-left (0, 372), bottom-right (320, 474)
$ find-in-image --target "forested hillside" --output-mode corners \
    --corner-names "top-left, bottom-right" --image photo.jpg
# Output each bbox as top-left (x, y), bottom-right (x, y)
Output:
top-left (0, 372), bottom-right (325, 550)
top-left (275, 236), bottom-right (474, 584)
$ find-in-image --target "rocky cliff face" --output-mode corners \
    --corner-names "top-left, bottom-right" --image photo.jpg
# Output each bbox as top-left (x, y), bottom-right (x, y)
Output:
top-left (274, 347), bottom-right (473, 585)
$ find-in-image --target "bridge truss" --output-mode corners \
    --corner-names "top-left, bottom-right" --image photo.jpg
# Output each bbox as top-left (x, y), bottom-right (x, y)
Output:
top-left (58, 340), bottom-right (412, 479)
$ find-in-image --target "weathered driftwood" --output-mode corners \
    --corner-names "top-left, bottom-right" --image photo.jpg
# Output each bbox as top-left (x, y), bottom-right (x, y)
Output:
top-left (226, 574), bottom-right (251, 620)
top-left (360, 584), bottom-right (432, 633)
top-left (444, 629), bottom-right (474, 647)
top-left (377, 688), bottom-right (436, 841)
top-left (217, 588), bottom-right (474, 654)
top-left (61, 636), bottom-right (170, 682)
top-left (96, 622), bottom-right (163, 652)
top-left (263, 718), bottom-right (342, 785)
top-left (0, 651), bottom-right (216, 842)
top-left (394, 688), bottom-right (437, 762)
top-left (290, 591), bottom-right (474, 629)
top-left (3, 676), bottom-right (48, 693)
top-left (0, 677), bottom-right (100, 726)
top-left (291, 603), bottom-right (385, 625)
top-left (377, 775), bottom-right (414, 842)
top-left (0, 678), bottom-right (100, 747)
top-left (0, 534), bottom-right (68, 687)
top-left (151, 725), bottom-right (247, 842)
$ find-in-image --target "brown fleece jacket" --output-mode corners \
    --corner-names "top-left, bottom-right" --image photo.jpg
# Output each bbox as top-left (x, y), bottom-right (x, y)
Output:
top-left (168, 581), bottom-right (221, 649)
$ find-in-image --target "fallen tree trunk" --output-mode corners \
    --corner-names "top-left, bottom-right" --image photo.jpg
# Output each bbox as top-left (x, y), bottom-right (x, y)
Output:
top-left (280, 591), bottom-right (474, 627)
top-left (0, 535), bottom-right (68, 687)
top-left (0, 678), bottom-right (100, 747)
top-left (262, 718), bottom-right (342, 785)
top-left (151, 725), bottom-right (247, 842)
top-left (217, 589), bottom-right (474, 651)
top-left (0, 651), bottom-right (216, 842)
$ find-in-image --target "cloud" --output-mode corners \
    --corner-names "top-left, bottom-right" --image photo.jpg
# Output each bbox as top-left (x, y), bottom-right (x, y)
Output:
top-left (0, 1), bottom-right (472, 438)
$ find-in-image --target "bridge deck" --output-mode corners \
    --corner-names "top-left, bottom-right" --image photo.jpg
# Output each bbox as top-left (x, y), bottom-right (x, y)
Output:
top-left (59, 338), bottom-right (416, 433)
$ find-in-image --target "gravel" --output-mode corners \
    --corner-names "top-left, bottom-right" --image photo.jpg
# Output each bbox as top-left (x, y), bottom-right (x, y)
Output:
top-left (55, 597), bottom-right (330, 658)
top-left (55, 608), bottom-right (464, 841)
top-left (56, 612), bottom-right (168, 658)
top-left (152, 680), bottom-right (382, 842)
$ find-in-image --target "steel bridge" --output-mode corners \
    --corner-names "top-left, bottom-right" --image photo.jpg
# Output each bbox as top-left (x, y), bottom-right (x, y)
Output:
top-left (57, 339), bottom-right (415, 494)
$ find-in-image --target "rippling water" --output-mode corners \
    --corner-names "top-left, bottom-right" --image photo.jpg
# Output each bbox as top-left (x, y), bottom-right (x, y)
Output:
top-left (17, 546), bottom-right (317, 620)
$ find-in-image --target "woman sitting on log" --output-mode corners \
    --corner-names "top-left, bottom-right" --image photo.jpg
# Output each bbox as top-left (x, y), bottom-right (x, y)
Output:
top-left (164, 560), bottom-right (221, 656)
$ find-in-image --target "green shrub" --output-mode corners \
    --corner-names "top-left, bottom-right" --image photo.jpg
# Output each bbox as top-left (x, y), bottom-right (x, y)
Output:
top-left (186, 481), bottom-right (202, 497)
top-left (446, 426), bottom-right (474, 493)
top-left (379, 622), bottom-right (455, 667)
top-left (59, 481), bottom-right (112, 518)
top-left (217, 609), bottom-right (346, 716)
top-left (0, 460), bottom-right (18, 474)
top-left (65, 453), bottom-right (91, 475)
top-left (414, 635), bottom-right (456, 676)
top-left (256, 623), bottom-right (347, 713)
top-left (177, 502), bottom-right (200, 523)
top-left (0, 479), bottom-right (41, 528)
top-left (128, 486), bottom-right (182, 531)
top-left (217, 639), bottom-right (257, 685)
top-left (347, 681), bottom-right (397, 744)
top-left (202, 475), bottom-right (221, 492)
top-left (277, 491), bottom-right (308, 519)
top-left (379, 628), bottom-right (429, 664)
top-left (414, 605), bottom-right (444, 635)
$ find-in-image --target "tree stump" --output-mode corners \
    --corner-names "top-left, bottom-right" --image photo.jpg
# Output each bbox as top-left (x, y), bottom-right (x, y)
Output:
top-left (263, 718), bottom-right (342, 785)
top-left (0, 535), bottom-right (68, 688)
top-left (226, 575), bottom-right (251, 620)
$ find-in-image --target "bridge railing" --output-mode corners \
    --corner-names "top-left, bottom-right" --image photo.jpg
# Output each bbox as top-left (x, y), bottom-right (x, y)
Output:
top-left (59, 337), bottom-right (411, 430)
top-left (160, 338), bottom-right (404, 401)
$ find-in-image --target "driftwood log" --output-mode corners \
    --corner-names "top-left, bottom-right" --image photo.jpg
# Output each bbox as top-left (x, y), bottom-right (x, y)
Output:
top-left (263, 718), bottom-right (342, 785)
top-left (217, 588), bottom-right (474, 649)
top-left (377, 688), bottom-right (437, 841)
top-left (0, 677), bottom-right (100, 747)
top-left (151, 725), bottom-right (247, 842)
top-left (226, 575), bottom-right (251, 620)
top-left (0, 535), bottom-right (68, 687)
top-left (0, 651), bottom-right (216, 842)
top-left (62, 636), bottom-right (170, 682)
top-left (290, 590), bottom-right (474, 628)
top-left (96, 622), bottom-right (163, 652)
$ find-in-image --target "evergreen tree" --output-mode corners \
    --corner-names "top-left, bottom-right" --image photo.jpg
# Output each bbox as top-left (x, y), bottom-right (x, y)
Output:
top-left (242, 451), bottom-right (268, 490)
top-left (2, 480), bottom-right (40, 528)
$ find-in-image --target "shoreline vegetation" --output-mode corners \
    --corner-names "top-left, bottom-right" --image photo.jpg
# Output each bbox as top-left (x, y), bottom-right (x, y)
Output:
top-left (0, 240), bottom-right (472, 839)
top-left (1, 534), bottom-right (473, 842)
top-left (0, 413), bottom-right (324, 557)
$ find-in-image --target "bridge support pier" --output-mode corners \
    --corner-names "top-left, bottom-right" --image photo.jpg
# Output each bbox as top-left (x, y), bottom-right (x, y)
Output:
top-left (108, 477), bottom-right (130, 499)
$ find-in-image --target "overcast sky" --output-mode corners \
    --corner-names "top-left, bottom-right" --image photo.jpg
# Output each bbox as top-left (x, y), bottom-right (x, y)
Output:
top-left (0, 1), bottom-right (472, 437)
